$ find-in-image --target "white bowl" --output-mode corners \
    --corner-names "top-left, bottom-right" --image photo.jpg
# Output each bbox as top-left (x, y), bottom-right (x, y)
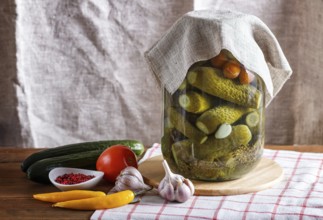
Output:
top-left (49, 167), bottom-right (104, 191)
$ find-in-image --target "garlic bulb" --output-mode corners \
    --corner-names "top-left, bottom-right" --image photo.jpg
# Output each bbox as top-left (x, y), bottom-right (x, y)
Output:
top-left (158, 160), bottom-right (195, 203)
top-left (112, 166), bottom-right (152, 192)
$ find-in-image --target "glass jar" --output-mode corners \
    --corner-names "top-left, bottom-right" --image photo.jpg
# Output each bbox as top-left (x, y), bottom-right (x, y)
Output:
top-left (161, 50), bottom-right (265, 181)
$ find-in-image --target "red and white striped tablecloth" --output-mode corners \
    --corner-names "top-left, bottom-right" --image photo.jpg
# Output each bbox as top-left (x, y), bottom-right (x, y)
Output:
top-left (91, 143), bottom-right (323, 220)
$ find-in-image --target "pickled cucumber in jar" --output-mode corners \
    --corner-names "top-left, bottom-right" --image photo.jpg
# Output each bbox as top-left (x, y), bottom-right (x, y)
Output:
top-left (161, 50), bottom-right (265, 181)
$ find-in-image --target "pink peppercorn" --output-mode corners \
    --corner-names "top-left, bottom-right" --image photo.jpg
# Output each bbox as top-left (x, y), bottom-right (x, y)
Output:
top-left (55, 173), bottom-right (95, 185)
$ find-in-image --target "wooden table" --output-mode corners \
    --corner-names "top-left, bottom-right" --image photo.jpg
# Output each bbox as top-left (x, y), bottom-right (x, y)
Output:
top-left (0, 147), bottom-right (115, 220)
top-left (0, 145), bottom-right (322, 219)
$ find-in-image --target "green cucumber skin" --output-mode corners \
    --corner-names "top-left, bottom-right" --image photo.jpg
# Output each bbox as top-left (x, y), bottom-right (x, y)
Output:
top-left (26, 150), bottom-right (102, 184)
top-left (21, 140), bottom-right (144, 172)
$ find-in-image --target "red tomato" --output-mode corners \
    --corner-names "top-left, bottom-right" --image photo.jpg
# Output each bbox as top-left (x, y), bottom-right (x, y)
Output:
top-left (96, 145), bottom-right (138, 183)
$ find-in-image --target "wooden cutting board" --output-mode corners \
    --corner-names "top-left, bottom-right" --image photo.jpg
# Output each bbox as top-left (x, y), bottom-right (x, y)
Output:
top-left (138, 156), bottom-right (283, 196)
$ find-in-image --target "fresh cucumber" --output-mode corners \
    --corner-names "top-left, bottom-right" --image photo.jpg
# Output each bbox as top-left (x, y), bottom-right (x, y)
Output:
top-left (26, 150), bottom-right (102, 184)
top-left (21, 140), bottom-right (145, 172)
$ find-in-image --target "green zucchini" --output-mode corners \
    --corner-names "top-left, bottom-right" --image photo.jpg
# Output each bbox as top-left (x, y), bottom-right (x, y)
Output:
top-left (21, 140), bottom-right (144, 172)
top-left (26, 150), bottom-right (102, 184)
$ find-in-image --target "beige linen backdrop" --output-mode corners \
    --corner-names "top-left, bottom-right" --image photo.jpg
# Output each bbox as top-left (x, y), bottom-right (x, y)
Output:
top-left (0, 0), bottom-right (322, 148)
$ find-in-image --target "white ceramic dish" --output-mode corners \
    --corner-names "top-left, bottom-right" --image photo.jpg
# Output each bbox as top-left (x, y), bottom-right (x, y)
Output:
top-left (49, 167), bottom-right (104, 191)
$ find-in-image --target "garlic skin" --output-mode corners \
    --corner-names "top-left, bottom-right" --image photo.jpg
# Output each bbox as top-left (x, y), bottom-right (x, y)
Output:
top-left (175, 181), bottom-right (191, 203)
top-left (183, 178), bottom-right (195, 195)
top-left (158, 160), bottom-right (195, 203)
top-left (159, 178), bottom-right (175, 201)
top-left (112, 166), bottom-right (152, 192)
